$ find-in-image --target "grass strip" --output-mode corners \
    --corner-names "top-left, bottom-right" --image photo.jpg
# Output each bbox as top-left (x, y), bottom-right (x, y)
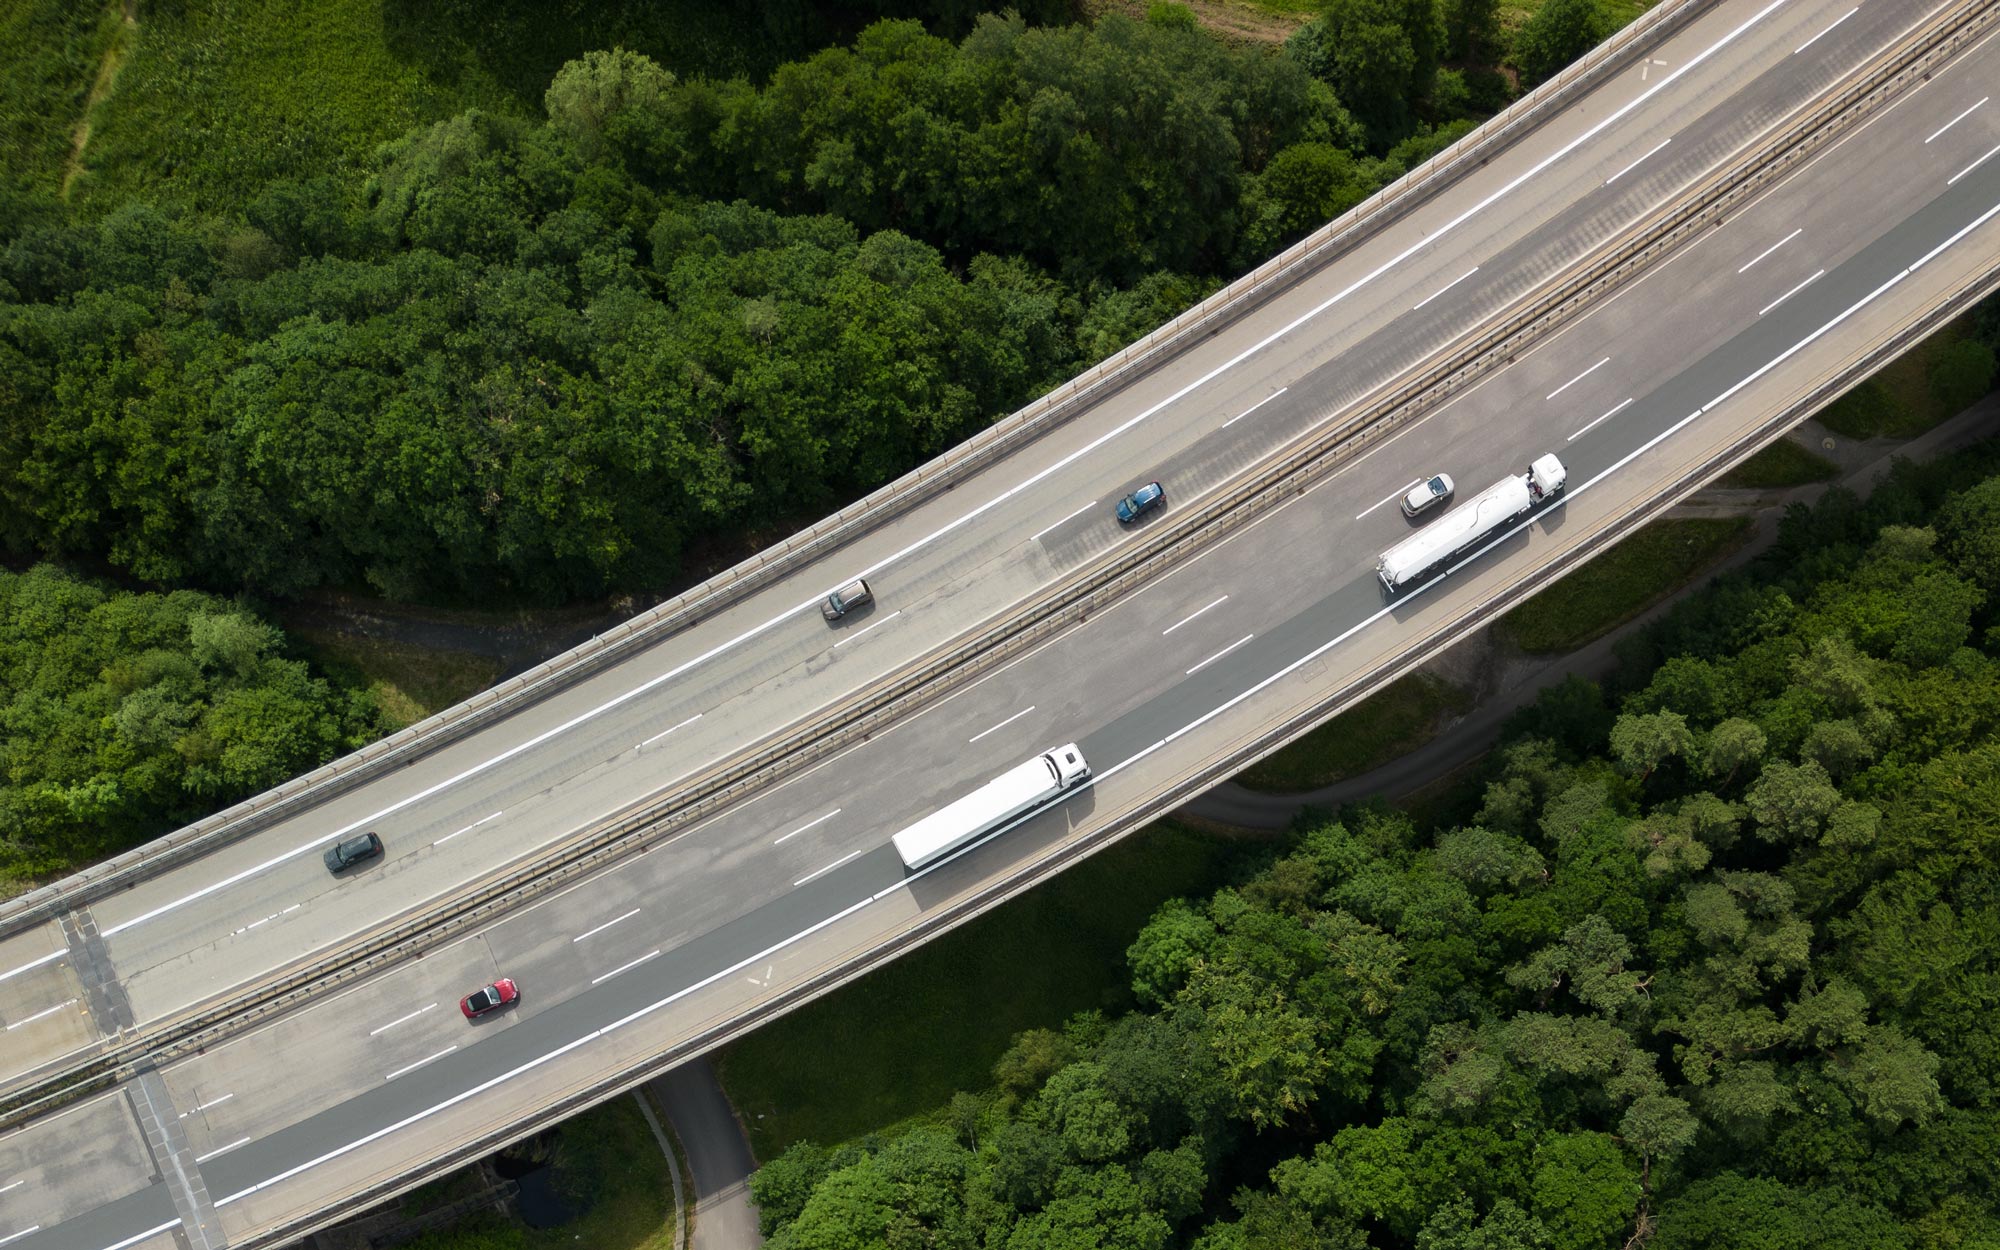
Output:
top-left (0, 0), bottom-right (124, 188)
top-left (1500, 516), bottom-right (1752, 655)
top-left (1719, 438), bottom-right (1840, 489)
top-left (398, 1095), bottom-right (675, 1250)
top-left (291, 628), bottom-right (503, 731)
top-left (716, 821), bottom-right (1252, 1159)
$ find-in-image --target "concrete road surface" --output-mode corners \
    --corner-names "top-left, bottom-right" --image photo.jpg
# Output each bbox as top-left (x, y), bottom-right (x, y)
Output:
top-left (7, 2), bottom-right (2000, 1247)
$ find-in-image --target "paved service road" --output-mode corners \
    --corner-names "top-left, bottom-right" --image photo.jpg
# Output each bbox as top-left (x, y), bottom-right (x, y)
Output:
top-left (654, 1061), bottom-right (762, 1250)
top-left (5, 0), bottom-right (2000, 1246)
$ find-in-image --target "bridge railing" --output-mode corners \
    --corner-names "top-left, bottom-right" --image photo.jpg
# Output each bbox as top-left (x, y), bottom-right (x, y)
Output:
top-left (0, 0), bottom-right (1720, 931)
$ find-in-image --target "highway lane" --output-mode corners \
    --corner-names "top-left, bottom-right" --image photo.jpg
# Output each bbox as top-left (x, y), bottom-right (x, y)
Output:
top-left (0, 0), bottom-right (1923, 1060)
top-left (7, 8), bottom-right (1999, 1244)
top-left (0, 0), bottom-right (1856, 1016)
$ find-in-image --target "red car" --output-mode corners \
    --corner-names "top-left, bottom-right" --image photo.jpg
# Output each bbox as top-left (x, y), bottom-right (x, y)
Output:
top-left (460, 977), bottom-right (519, 1019)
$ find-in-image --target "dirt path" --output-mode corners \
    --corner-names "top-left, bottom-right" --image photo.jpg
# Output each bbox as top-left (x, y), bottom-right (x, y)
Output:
top-left (62, 0), bottom-right (137, 198)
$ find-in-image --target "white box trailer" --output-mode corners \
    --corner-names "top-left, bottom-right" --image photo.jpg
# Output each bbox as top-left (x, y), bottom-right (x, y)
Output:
top-left (891, 744), bottom-right (1091, 870)
top-left (1377, 454), bottom-right (1566, 592)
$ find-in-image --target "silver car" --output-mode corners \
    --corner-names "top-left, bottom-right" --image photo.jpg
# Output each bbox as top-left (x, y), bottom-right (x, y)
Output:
top-left (1401, 474), bottom-right (1455, 518)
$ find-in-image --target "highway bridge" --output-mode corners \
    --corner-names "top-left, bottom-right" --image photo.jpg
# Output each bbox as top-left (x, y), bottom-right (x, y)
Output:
top-left (4, 0), bottom-right (2000, 1244)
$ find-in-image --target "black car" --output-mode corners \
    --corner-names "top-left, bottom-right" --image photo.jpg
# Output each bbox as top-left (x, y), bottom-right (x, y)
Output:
top-left (322, 831), bottom-right (384, 873)
top-left (1115, 481), bottom-right (1165, 523)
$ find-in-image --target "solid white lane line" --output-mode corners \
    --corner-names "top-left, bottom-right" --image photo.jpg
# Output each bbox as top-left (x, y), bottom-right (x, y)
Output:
top-left (1910, 197), bottom-right (2000, 271)
top-left (795, 849), bottom-right (867, 887)
top-left (1948, 142), bottom-right (2000, 186)
top-left (1031, 502), bottom-right (1097, 541)
top-left (1187, 635), bottom-right (1255, 676)
top-left (1738, 227), bottom-right (1802, 272)
top-left (1568, 397), bottom-right (1637, 441)
top-left (1101, 203), bottom-right (2000, 795)
top-left (5, 998), bottom-right (77, 1031)
top-left (110, 25), bottom-right (1895, 1225)
top-left (0, 1181), bottom-right (21, 1195)
top-left (184, 222), bottom-right (1976, 1250)
top-left (93, 1221), bottom-right (179, 1250)
top-left (1163, 596), bottom-right (1230, 637)
top-left (831, 611), bottom-right (901, 648)
top-left (0, 950), bottom-right (64, 985)
top-left (194, 1138), bottom-right (250, 1165)
top-left (1794, 5), bottom-right (1858, 55)
top-left (774, 810), bottom-right (843, 844)
top-left (0, 1227), bottom-right (41, 1247)
top-left (93, 0), bottom-right (1795, 949)
top-left (1547, 356), bottom-right (1612, 399)
top-left (573, 907), bottom-right (643, 941)
top-left (217, 894), bottom-right (877, 1210)
top-left (1223, 388), bottom-right (1289, 427)
top-left (434, 811), bottom-right (502, 846)
top-left (368, 1004), bottom-right (438, 1037)
top-left (591, 950), bottom-right (662, 985)
top-left (1758, 268), bottom-right (1825, 315)
top-left (1412, 267), bottom-right (1479, 310)
top-left (640, 714), bottom-right (703, 749)
top-left (1701, 258), bottom-right (1937, 422)
top-left (1357, 480), bottom-right (1423, 520)
top-left (1926, 96), bottom-right (1988, 143)
top-left (968, 708), bottom-right (1037, 744)
top-left (1605, 139), bottom-right (1671, 185)
top-left (198, 171), bottom-right (1911, 1189)
top-left (384, 1047), bottom-right (458, 1082)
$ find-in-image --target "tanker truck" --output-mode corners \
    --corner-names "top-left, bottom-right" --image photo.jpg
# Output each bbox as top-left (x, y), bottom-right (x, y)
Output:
top-left (1376, 454), bottom-right (1566, 593)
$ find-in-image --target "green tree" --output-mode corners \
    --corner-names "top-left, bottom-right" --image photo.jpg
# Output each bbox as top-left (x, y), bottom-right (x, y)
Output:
top-left (544, 47), bottom-right (677, 163)
top-left (1650, 1174), bottom-right (1911, 1250)
top-left (1938, 477), bottom-right (2000, 595)
top-left (1929, 337), bottom-right (1996, 417)
top-left (1512, 0), bottom-right (1610, 87)
top-left (1744, 759), bottom-right (1842, 843)
top-left (1610, 710), bottom-right (1694, 780)
top-left (1236, 142), bottom-right (1390, 264)
top-left (1528, 1132), bottom-right (1639, 1250)
top-left (1444, 0), bottom-right (1502, 59)
top-left (1288, 0), bottom-right (1446, 135)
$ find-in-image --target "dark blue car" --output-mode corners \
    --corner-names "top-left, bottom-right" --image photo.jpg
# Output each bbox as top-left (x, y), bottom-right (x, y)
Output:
top-left (1115, 481), bottom-right (1165, 523)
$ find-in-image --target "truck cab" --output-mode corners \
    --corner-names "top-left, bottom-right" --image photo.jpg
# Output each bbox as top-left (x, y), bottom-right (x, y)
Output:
top-left (1046, 743), bottom-right (1090, 787)
top-left (1527, 454), bottom-right (1567, 502)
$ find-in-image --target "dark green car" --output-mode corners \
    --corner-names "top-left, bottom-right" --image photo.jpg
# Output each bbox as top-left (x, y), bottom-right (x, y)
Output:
top-left (323, 831), bottom-right (384, 873)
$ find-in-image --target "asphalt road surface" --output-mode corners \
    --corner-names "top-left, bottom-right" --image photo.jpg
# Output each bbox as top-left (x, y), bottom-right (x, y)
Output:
top-left (5, 1), bottom-right (2000, 1247)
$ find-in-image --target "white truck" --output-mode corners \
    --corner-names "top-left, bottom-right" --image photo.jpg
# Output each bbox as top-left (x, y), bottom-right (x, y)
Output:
top-left (891, 744), bottom-right (1091, 870)
top-left (1376, 454), bottom-right (1567, 593)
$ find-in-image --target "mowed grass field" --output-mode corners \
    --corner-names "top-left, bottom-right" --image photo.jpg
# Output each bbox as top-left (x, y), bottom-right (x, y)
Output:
top-left (23, 0), bottom-right (1672, 213)
top-left (0, 0), bottom-right (125, 187)
top-left (1500, 515), bottom-right (1753, 654)
top-left (49, 0), bottom-right (805, 212)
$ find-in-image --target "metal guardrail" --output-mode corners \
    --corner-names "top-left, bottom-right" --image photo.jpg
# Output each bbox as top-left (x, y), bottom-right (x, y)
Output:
top-left (175, 8), bottom-right (2000, 1247)
top-left (237, 248), bottom-right (2000, 1250)
top-left (0, 0), bottom-right (1722, 935)
top-left (4, 0), bottom-right (1979, 1132)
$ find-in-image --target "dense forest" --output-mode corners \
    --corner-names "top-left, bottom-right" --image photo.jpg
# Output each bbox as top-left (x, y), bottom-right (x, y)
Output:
top-left (0, 0), bottom-right (1628, 888)
top-left (0, 0), bottom-right (1613, 606)
top-left (746, 451), bottom-right (2000, 1248)
top-left (0, 564), bottom-right (384, 881)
